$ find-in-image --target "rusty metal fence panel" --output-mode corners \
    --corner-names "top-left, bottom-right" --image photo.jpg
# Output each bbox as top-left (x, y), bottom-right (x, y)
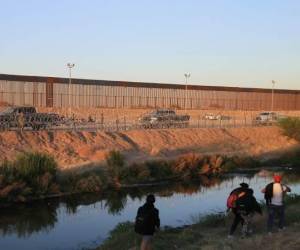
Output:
top-left (0, 75), bottom-right (300, 110)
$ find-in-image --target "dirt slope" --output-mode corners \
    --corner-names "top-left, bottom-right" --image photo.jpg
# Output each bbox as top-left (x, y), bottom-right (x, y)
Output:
top-left (0, 126), bottom-right (296, 169)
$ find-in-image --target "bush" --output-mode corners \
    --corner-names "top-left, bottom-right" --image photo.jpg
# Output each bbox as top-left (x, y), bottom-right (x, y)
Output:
top-left (278, 117), bottom-right (300, 142)
top-left (120, 160), bottom-right (176, 184)
top-left (120, 163), bottom-right (150, 184)
top-left (225, 156), bottom-right (260, 170)
top-left (106, 150), bottom-right (125, 180)
top-left (0, 152), bottom-right (57, 186)
top-left (0, 152), bottom-right (58, 201)
top-left (145, 160), bottom-right (174, 179)
top-left (222, 159), bottom-right (238, 171)
top-left (14, 152), bottom-right (57, 182)
top-left (0, 160), bottom-right (18, 185)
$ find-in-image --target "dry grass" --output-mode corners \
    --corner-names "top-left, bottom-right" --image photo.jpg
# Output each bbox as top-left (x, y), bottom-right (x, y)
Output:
top-left (0, 126), bottom-right (296, 169)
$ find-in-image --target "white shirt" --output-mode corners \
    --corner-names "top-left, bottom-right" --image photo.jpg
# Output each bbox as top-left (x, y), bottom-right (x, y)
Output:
top-left (271, 183), bottom-right (287, 206)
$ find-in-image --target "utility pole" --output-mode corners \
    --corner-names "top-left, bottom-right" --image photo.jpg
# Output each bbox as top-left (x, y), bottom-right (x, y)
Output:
top-left (271, 80), bottom-right (275, 111)
top-left (67, 63), bottom-right (75, 117)
top-left (184, 73), bottom-right (191, 113)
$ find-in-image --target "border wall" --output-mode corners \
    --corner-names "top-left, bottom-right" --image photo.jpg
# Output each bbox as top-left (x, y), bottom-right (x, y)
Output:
top-left (0, 74), bottom-right (299, 110)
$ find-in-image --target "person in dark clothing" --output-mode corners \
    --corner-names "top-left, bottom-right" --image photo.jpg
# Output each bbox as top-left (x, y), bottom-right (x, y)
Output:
top-left (135, 194), bottom-right (160, 250)
top-left (228, 183), bottom-right (262, 237)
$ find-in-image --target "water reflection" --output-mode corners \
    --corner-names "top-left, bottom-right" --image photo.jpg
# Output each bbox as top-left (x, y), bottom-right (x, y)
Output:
top-left (0, 201), bottom-right (58, 238)
top-left (0, 175), bottom-right (233, 238)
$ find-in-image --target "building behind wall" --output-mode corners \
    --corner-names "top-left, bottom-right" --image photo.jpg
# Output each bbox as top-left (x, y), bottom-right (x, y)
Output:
top-left (0, 73), bottom-right (299, 110)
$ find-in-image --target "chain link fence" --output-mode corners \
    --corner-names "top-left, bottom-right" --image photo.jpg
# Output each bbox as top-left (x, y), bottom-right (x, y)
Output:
top-left (0, 114), bottom-right (275, 133)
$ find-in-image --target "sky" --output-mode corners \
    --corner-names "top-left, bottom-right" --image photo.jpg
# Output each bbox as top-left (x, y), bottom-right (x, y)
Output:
top-left (0, 0), bottom-right (299, 90)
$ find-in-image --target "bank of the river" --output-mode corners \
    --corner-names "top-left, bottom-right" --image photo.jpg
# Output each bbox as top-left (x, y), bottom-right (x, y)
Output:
top-left (97, 195), bottom-right (300, 250)
top-left (1, 148), bottom-right (300, 206)
top-left (0, 126), bottom-right (297, 168)
top-left (2, 122), bottom-right (300, 206)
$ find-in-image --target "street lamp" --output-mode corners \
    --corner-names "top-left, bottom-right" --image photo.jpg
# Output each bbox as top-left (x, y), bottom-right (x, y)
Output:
top-left (271, 80), bottom-right (275, 111)
top-left (67, 63), bottom-right (75, 116)
top-left (184, 73), bottom-right (191, 113)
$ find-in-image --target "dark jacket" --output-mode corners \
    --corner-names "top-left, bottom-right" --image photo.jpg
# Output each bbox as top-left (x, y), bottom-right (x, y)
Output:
top-left (236, 193), bottom-right (262, 214)
top-left (229, 186), bottom-right (261, 214)
top-left (136, 203), bottom-right (160, 235)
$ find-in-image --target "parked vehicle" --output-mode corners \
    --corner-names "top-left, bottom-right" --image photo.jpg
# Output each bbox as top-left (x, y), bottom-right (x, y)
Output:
top-left (253, 111), bottom-right (278, 125)
top-left (203, 113), bottom-right (231, 120)
top-left (138, 109), bottom-right (190, 128)
top-left (0, 106), bottom-right (63, 130)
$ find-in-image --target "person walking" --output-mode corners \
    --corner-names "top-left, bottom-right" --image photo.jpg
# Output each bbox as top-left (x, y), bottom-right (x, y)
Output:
top-left (135, 194), bottom-right (160, 250)
top-left (235, 189), bottom-right (262, 237)
top-left (17, 112), bottom-right (25, 131)
top-left (227, 183), bottom-right (261, 237)
top-left (262, 174), bottom-right (291, 234)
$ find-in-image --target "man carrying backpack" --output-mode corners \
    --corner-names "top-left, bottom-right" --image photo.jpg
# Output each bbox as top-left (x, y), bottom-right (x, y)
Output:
top-left (135, 194), bottom-right (160, 250)
top-left (227, 183), bottom-right (261, 237)
top-left (262, 174), bottom-right (291, 234)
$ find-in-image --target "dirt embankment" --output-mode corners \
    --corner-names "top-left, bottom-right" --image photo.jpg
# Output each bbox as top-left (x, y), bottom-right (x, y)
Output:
top-left (0, 126), bottom-right (297, 169)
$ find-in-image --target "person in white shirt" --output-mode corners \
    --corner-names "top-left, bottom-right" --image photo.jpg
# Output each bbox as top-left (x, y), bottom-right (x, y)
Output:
top-left (262, 174), bottom-right (291, 233)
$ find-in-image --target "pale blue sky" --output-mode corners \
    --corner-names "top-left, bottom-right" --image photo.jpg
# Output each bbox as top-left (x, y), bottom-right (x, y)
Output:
top-left (0, 0), bottom-right (299, 89)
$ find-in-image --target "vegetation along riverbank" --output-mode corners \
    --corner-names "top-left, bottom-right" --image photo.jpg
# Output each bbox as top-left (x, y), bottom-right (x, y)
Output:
top-left (0, 148), bottom-right (299, 206)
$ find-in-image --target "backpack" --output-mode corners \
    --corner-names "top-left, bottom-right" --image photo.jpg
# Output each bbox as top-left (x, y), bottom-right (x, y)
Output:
top-left (227, 190), bottom-right (246, 209)
top-left (134, 206), bottom-right (152, 235)
top-left (264, 183), bottom-right (273, 206)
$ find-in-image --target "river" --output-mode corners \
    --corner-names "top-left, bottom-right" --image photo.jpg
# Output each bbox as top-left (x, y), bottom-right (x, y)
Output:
top-left (0, 169), bottom-right (299, 250)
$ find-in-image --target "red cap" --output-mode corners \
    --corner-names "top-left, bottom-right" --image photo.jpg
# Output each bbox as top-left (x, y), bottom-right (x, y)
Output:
top-left (273, 174), bottom-right (282, 183)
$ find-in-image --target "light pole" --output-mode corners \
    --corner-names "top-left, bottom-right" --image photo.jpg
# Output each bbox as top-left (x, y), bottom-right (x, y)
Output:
top-left (67, 63), bottom-right (75, 117)
top-left (271, 80), bottom-right (275, 111)
top-left (184, 73), bottom-right (191, 113)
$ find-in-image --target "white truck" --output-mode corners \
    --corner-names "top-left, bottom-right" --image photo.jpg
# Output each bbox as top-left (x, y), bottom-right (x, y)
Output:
top-left (253, 111), bottom-right (278, 125)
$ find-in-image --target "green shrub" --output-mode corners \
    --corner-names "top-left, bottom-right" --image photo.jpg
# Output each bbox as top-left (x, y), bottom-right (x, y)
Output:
top-left (0, 152), bottom-right (58, 200)
top-left (225, 156), bottom-right (260, 170)
top-left (106, 150), bottom-right (125, 179)
top-left (120, 163), bottom-right (150, 184)
top-left (0, 152), bottom-right (57, 185)
top-left (278, 117), bottom-right (300, 142)
top-left (119, 164), bottom-right (138, 183)
top-left (120, 160), bottom-right (175, 184)
top-left (222, 159), bottom-right (238, 171)
top-left (0, 160), bottom-right (18, 184)
top-left (14, 152), bottom-right (57, 182)
top-left (145, 160), bottom-right (174, 179)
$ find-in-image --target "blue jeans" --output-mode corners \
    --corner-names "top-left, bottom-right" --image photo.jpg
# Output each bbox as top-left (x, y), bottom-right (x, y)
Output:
top-left (267, 204), bottom-right (285, 232)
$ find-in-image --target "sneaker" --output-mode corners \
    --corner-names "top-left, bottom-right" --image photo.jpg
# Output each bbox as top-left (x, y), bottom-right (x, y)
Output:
top-left (227, 235), bottom-right (234, 239)
top-left (278, 227), bottom-right (286, 232)
top-left (268, 232), bottom-right (272, 236)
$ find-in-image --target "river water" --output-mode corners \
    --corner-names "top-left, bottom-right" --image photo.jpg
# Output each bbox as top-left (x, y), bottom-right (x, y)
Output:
top-left (0, 169), bottom-right (300, 250)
